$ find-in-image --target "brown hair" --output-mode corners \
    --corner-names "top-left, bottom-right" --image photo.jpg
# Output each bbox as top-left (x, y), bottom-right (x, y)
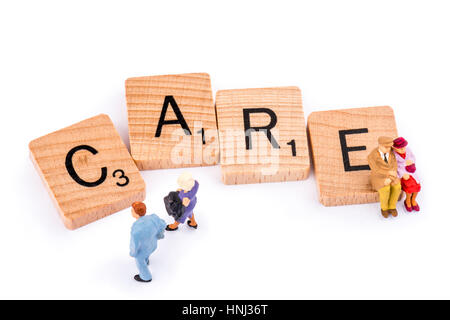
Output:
top-left (132, 202), bottom-right (146, 216)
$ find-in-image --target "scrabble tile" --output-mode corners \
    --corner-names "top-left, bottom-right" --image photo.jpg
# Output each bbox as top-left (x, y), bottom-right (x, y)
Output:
top-left (29, 114), bottom-right (146, 230)
top-left (125, 72), bottom-right (219, 170)
top-left (215, 86), bottom-right (310, 184)
top-left (307, 106), bottom-right (398, 206)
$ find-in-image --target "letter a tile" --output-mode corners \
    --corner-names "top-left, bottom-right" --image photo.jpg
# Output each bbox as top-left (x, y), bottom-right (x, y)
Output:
top-left (29, 114), bottom-right (146, 230)
top-left (307, 106), bottom-right (398, 206)
top-left (216, 87), bottom-right (310, 184)
top-left (125, 73), bottom-right (219, 170)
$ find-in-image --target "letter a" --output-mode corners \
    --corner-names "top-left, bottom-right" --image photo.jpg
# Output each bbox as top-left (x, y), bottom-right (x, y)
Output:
top-left (155, 95), bottom-right (192, 137)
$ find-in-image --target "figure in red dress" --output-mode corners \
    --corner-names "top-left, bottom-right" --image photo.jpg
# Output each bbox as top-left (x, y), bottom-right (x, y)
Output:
top-left (393, 137), bottom-right (421, 212)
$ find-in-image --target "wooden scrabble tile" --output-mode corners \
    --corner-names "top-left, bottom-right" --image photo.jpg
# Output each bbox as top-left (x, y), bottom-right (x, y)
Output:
top-left (215, 86), bottom-right (310, 184)
top-left (125, 72), bottom-right (219, 170)
top-left (307, 106), bottom-right (398, 206)
top-left (29, 114), bottom-right (146, 230)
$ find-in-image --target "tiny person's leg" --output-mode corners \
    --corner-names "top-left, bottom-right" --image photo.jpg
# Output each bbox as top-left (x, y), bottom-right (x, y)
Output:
top-left (405, 193), bottom-right (412, 208)
top-left (378, 186), bottom-right (390, 218)
top-left (388, 183), bottom-right (402, 210)
top-left (166, 221), bottom-right (180, 231)
top-left (411, 192), bottom-right (418, 206)
top-left (412, 192), bottom-right (420, 211)
top-left (135, 257), bottom-right (152, 282)
top-left (188, 213), bottom-right (197, 227)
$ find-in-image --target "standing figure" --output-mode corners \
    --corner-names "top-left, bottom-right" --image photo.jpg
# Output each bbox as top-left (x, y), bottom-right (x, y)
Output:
top-left (166, 172), bottom-right (199, 231)
top-left (130, 202), bottom-right (166, 282)
top-left (393, 137), bottom-right (421, 212)
top-left (367, 137), bottom-right (402, 218)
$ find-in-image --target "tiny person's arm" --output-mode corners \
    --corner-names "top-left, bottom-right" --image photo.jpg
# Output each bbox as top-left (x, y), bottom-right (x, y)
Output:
top-left (130, 236), bottom-right (139, 257)
top-left (182, 197), bottom-right (191, 207)
top-left (407, 148), bottom-right (416, 164)
top-left (368, 154), bottom-right (388, 178)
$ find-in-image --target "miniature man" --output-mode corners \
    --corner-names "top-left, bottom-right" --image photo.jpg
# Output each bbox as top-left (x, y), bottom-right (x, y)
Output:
top-left (166, 172), bottom-right (199, 231)
top-left (367, 137), bottom-right (402, 218)
top-left (130, 202), bottom-right (166, 282)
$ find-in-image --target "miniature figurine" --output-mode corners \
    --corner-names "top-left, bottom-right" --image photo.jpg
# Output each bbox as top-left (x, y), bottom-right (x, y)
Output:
top-left (130, 202), bottom-right (166, 282)
top-left (393, 137), bottom-right (421, 212)
top-left (367, 137), bottom-right (402, 218)
top-left (166, 172), bottom-right (199, 231)
top-left (164, 191), bottom-right (185, 222)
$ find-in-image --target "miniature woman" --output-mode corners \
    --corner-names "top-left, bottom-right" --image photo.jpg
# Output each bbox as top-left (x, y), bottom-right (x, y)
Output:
top-left (393, 137), bottom-right (421, 212)
top-left (166, 172), bottom-right (199, 231)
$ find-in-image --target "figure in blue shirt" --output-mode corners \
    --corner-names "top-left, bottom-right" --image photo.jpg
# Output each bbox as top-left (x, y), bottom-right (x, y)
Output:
top-left (130, 202), bottom-right (166, 282)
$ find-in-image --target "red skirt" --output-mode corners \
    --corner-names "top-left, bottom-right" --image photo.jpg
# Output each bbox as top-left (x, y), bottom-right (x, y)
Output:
top-left (401, 176), bottom-right (421, 193)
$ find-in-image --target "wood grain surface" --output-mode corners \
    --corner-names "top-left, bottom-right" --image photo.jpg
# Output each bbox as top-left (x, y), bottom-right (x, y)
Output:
top-left (126, 72), bottom-right (219, 170)
top-left (216, 86), bottom-right (310, 184)
top-left (307, 106), bottom-right (398, 206)
top-left (29, 114), bottom-right (146, 230)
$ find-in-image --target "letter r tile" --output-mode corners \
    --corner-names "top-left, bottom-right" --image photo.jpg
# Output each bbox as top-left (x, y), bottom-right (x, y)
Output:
top-left (307, 106), bottom-right (398, 206)
top-left (215, 87), bottom-right (310, 184)
top-left (29, 114), bottom-right (146, 230)
top-left (125, 73), bottom-right (219, 170)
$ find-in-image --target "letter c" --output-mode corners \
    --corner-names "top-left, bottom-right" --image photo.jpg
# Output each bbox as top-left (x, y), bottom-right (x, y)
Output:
top-left (65, 145), bottom-right (107, 187)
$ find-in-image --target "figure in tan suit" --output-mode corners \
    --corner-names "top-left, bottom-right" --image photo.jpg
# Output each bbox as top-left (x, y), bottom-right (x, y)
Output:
top-left (367, 137), bottom-right (402, 218)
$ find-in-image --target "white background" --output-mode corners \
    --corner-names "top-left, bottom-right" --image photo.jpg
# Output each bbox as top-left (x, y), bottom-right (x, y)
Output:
top-left (0, 0), bottom-right (448, 299)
